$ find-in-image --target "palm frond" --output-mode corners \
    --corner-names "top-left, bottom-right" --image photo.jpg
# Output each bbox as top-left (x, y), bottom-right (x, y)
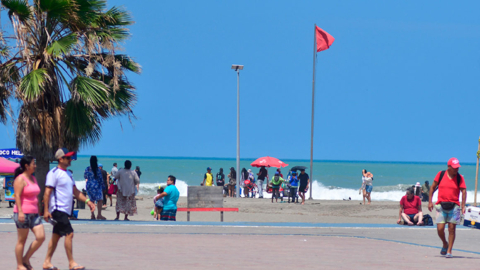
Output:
top-left (64, 99), bottom-right (102, 146)
top-left (1, 0), bottom-right (31, 22)
top-left (19, 68), bottom-right (49, 101)
top-left (46, 33), bottom-right (77, 57)
top-left (93, 53), bottom-right (141, 74)
top-left (104, 6), bottom-right (133, 26)
top-left (0, 85), bottom-right (10, 123)
top-left (75, 0), bottom-right (106, 26)
top-left (37, 0), bottom-right (73, 21)
top-left (70, 76), bottom-right (108, 108)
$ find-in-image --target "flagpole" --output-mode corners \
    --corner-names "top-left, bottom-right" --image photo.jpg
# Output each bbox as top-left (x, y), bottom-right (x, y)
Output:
top-left (308, 24), bottom-right (316, 200)
top-left (475, 136), bottom-right (480, 206)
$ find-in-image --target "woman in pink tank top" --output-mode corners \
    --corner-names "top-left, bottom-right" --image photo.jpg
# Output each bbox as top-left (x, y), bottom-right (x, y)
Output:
top-left (13, 156), bottom-right (45, 270)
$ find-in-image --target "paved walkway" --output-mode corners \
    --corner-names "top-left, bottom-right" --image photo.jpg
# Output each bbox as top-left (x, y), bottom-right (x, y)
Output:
top-left (1, 219), bottom-right (479, 269)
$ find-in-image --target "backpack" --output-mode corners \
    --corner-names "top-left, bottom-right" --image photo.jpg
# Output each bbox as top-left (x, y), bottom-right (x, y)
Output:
top-left (422, 214), bottom-right (434, 226)
top-left (434, 170), bottom-right (461, 192)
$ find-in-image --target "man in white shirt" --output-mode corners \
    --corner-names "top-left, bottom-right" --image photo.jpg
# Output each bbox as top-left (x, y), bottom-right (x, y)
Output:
top-left (111, 163), bottom-right (118, 178)
top-left (42, 148), bottom-right (95, 270)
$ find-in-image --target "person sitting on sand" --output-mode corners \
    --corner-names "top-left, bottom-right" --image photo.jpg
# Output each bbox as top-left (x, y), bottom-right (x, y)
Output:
top-left (153, 186), bottom-right (165, 220)
top-left (397, 187), bottom-right (424, 226)
top-left (270, 172), bottom-right (284, 203)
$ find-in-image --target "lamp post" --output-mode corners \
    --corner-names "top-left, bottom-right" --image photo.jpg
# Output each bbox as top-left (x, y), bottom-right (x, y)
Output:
top-left (231, 64), bottom-right (244, 198)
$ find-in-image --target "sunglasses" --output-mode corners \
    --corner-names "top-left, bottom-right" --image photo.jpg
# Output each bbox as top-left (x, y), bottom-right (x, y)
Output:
top-left (62, 156), bottom-right (72, 160)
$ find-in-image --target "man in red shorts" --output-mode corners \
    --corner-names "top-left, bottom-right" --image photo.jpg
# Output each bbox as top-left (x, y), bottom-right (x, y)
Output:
top-left (397, 187), bottom-right (424, 225)
top-left (428, 157), bottom-right (467, 258)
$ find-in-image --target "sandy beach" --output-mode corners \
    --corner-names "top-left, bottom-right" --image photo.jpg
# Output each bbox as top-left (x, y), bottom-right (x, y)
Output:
top-left (0, 195), bottom-right (432, 224)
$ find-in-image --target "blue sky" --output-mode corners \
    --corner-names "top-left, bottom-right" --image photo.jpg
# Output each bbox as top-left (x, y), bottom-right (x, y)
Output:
top-left (1, 1), bottom-right (480, 162)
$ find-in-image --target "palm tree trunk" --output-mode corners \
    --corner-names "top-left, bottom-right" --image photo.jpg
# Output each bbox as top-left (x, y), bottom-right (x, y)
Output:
top-left (36, 158), bottom-right (49, 215)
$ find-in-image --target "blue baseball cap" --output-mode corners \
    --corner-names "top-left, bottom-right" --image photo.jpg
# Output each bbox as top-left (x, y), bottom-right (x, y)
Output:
top-left (98, 163), bottom-right (103, 168)
top-left (207, 167), bottom-right (212, 171)
top-left (275, 171), bottom-right (280, 175)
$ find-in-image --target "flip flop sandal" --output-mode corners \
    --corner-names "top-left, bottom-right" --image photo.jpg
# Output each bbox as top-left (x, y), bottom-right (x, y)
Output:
top-left (43, 266), bottom-right (59, 270)
top-left (440, 247), bottom-right (448, 255)
top-left (69, 265), bottom-right (85, 270)
top-left (446, 253), bottom-right (453, 258)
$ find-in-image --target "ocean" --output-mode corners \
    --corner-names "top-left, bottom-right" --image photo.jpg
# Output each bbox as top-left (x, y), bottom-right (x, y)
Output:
top-left (66, 156), bottom-right (480, 202)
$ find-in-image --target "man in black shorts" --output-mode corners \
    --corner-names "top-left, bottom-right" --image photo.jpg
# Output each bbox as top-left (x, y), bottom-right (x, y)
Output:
top-left (298, 169), bottom-right (310, 205)
top-left (42, 148), bottom-right (95, 270)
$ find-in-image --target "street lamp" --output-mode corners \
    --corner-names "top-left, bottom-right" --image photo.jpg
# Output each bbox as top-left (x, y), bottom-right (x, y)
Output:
top-left (231, 64), bottom-right (243, 198)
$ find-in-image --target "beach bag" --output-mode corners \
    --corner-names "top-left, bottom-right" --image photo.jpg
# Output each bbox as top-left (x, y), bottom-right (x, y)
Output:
top-left (422, 214), bottom-right (434, 226)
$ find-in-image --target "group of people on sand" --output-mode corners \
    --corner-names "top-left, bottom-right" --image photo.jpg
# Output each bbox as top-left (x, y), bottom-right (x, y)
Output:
top-left (84, 156), bottom-right (141, 221)
top-left (201, 166), bottom-right (311, 205)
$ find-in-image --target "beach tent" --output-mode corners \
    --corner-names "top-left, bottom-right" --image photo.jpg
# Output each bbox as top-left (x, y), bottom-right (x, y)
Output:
top-left (0, 157), bottom-right (19, 174)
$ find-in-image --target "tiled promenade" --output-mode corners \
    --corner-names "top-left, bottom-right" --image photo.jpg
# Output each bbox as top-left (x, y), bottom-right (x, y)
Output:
top-left (0, 220), bottom-right (479, 269)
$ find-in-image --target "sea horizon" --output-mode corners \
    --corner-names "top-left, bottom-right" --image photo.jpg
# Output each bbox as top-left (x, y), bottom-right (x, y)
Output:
top-left (74, 155), bottom-right (478, 166)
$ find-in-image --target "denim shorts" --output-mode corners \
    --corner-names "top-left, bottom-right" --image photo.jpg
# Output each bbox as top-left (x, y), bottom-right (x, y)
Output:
top-left (155, 200), bottom-right (164, 209)
top-left (435, 204), bottom-right (461, 225)
top-left (13, 213), bottom-right (42, 229)
top-left (365, 185), bottom-right (373, 193)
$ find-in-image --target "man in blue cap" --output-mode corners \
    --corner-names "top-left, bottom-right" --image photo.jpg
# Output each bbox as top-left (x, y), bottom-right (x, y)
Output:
top-left (202, 167), bottom-right (214, 186)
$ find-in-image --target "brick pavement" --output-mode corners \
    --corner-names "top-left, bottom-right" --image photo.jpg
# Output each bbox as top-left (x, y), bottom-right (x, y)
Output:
top-left (0, 221), bottom-right (479, 269)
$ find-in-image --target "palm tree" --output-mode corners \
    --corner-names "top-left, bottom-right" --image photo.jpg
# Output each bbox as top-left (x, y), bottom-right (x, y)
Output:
top-left (0, 0), bottom-right (140, 199)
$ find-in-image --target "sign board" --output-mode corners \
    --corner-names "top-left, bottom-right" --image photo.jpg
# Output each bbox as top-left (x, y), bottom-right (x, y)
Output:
top-left (0, 148), bottom-right (23, 159)
top-left (463, 206), bottom-right (480, 230)
top-left (187, 186), bottom-right (223, 208)
top-left (2, 176), bottom-right (15, 201)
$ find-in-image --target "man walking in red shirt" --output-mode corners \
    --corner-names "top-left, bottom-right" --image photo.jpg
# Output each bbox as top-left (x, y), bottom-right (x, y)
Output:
top-left (428, 157), bottom-right (467, 258)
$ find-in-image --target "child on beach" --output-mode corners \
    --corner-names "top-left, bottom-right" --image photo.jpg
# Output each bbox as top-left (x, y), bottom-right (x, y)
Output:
top-left (153, 186), bottom-right (165, 220)
top-left (288, 171), bottom-right (299, 203)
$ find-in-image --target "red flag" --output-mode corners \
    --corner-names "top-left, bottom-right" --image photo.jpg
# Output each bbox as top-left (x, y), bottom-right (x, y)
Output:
top-left (316, 26), bottom-right (334, 52)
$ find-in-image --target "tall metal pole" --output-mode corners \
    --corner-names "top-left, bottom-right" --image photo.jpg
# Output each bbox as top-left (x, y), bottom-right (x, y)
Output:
top-left (309, 24), bottom-right (316, 200)
top-left (236, 69), bottom-right (240, 198)
top-left (475, 136), bottom-right (480, 206)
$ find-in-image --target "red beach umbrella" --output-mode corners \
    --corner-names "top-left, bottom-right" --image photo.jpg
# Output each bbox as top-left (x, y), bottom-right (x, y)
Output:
top-left (250, 156), bottom-right (288, 168)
